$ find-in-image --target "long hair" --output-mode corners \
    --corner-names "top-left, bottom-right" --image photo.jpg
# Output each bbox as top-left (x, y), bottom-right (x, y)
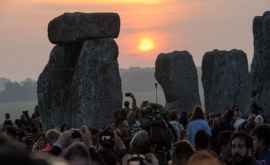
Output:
top-left (191, 106), bottom-right (205, 121)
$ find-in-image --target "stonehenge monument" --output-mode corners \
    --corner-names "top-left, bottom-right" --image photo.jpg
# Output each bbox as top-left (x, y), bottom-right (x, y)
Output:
top-left (37, 12), bottom-right (122, 128)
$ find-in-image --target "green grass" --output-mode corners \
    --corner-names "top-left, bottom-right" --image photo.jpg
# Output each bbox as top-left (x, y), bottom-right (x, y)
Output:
top-left (0, 101), bottom-right (36, 123)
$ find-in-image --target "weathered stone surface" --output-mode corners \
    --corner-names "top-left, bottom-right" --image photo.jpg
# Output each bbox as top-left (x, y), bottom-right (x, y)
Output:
top-left (251, 12), bottom-right (270, 116)
top-left (202, 49), bottom-right (250, 113)
top-left (48, 12), bottom-right (120, 44)
top-left (70, 39), bottom-right (122, 128)
top-left (37, 44), bottom-right (82, 128)
top-left (155, 51), bottom-right (201, 113)
top-left (37, 63), bottom-right (51, 128)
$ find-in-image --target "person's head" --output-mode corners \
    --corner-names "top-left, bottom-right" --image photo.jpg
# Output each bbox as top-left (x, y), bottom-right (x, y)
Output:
top-left (254, 115), bottom-right (264, 125)
top-left (187, 151), bottom-right (222, 165)
top-left (45, 129), bottom-right (61, 145)
top-left (172, 140), bottom-right (195, 165)
top-left (124, 101), bottom-right (130, 109)
top-left (195, 130), bottom-right (210, 151)
top-left (89, 128), bottom-right (99, 146)
top-left (22, 111), bottom-right (29, 118)
top-left (231, 132), bottom-right (253, 164)
top-left (0, 134), bottom-right (36, 165)
top-left (140, 100), bottom-right (149, 109)
top-left (251, 103), bottom-right (262, 116)
top-left (169, 111), bottom-right (179, 121)
top-left (5, 126), bottom-right (17, 139)
top-left (116, 120), bottom-right (129, 138)
top-left (191, 106), bottom-right (205, 121)
top-left (113, 111), bottom-right (127, 126)
top-left (5, 113), bottom-right (10, 120)
top-left (62, 142), bottom-right (90, 165)
top-left (129, 130), bottom-right (151, 154)
top-left (180, 111), bottom-right (188, 119)
top-left (252, 124), bottom-right (270, 155)
top-left (15, 119), bottom-right (22, 128)
top-left (224, 108), bottom-right (235, 122)
top-left (31, 110), bottom-right (40, 120)
top-left (233, 106), bottom-right (241, 119)
top-left (179, 111), bottom-right (188, 127)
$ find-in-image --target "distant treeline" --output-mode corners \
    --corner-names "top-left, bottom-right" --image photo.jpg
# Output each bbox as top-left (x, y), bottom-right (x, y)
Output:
top-left (0, 68), bottom-right (158, 103)
top-left (0, 67), bottom-right (203, 103)
top-left (0, 78), bottom-right (36, 103)
top-left (120, 67), bottom-right (157, 92)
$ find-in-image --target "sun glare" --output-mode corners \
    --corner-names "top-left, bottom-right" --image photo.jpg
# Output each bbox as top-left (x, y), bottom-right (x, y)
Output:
top-left (138, 38), bottom-right (155, 52)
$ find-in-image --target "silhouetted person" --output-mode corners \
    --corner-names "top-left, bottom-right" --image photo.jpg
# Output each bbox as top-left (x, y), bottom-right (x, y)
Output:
top-left (220, 108), bottom-right (234, 131)
top-left (195, 130), bottom-right (210, 151)
top-left (230, 132), bottom-right (256, 165)
top-left (252, 124), bottom-right (270, 165)
top-left (0, 134), bottom-right (36, 165)
top-left (172, 140), bottom-right (195, 165)
top-left (3, 113), bottom-right (13, 130)
top-left (169, 111), bottom-right (184, 141)
top-left (179, 112), bottom-right (188, 128)
top-left (187, 106), bottom-right (211, 145)
top-left (217, 131), bottom-right (233, 164)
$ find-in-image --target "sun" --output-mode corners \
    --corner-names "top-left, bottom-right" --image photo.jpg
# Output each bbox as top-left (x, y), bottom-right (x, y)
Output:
top-left (138, 38), bottom-right (155, 52)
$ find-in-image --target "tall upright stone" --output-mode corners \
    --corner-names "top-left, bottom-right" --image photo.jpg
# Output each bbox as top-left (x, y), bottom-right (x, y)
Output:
top-left (37, 12), bottom-right (122, 128)
top-left (251, 11), bottom-right (270, 116)
top-left (202, 49), bottom-right (250, 113)
top-left (155, 51), bottom-right (201, 112)
top-left (37, 45), bottom-right (67, 128)
top-left (37, 44), bottom-right (83, 128)
top-left (70, 39), bottom-right (122, 128)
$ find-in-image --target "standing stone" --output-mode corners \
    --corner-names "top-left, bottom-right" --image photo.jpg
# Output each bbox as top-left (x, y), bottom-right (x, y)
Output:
top-left (48, 12), bottom-right (120, 44)
top-left (37, 44), bottom-right (82, 128)
top-left (70, 39), bottom-right (122, 128)
top-left (251, 11), bottom-right (270, 116)
top-left (155, 51), bottom-right (201, 113)
top-left (37, 46), bottom-right (66, 128)
top-left (202, 49), bottom-right (250, 113)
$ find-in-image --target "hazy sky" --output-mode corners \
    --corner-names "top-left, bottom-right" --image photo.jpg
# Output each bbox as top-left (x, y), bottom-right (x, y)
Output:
top-left (0, 0), bottom-right (269, 80)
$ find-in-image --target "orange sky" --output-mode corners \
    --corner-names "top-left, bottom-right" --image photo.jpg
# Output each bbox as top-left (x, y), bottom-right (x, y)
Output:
top-left (0, 0), bottom-right (269, 80)
top-left (42, 0), bottom-right (163, 5)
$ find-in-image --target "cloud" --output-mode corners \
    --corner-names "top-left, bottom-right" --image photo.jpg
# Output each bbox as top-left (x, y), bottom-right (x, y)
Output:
top-left (35, 0), bottom-right (163, 6)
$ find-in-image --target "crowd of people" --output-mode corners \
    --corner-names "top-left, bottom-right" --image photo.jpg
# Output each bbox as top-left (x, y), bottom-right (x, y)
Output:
top-left (1, 92), bottom-right (270, 165)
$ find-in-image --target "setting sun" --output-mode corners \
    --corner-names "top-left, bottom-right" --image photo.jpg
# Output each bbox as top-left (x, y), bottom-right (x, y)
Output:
top-left (138, 38), bottom-right (155, 52)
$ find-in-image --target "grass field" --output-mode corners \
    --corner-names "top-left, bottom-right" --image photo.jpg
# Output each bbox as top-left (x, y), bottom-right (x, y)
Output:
top-left (0, 101), bottom-right (36, 123)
